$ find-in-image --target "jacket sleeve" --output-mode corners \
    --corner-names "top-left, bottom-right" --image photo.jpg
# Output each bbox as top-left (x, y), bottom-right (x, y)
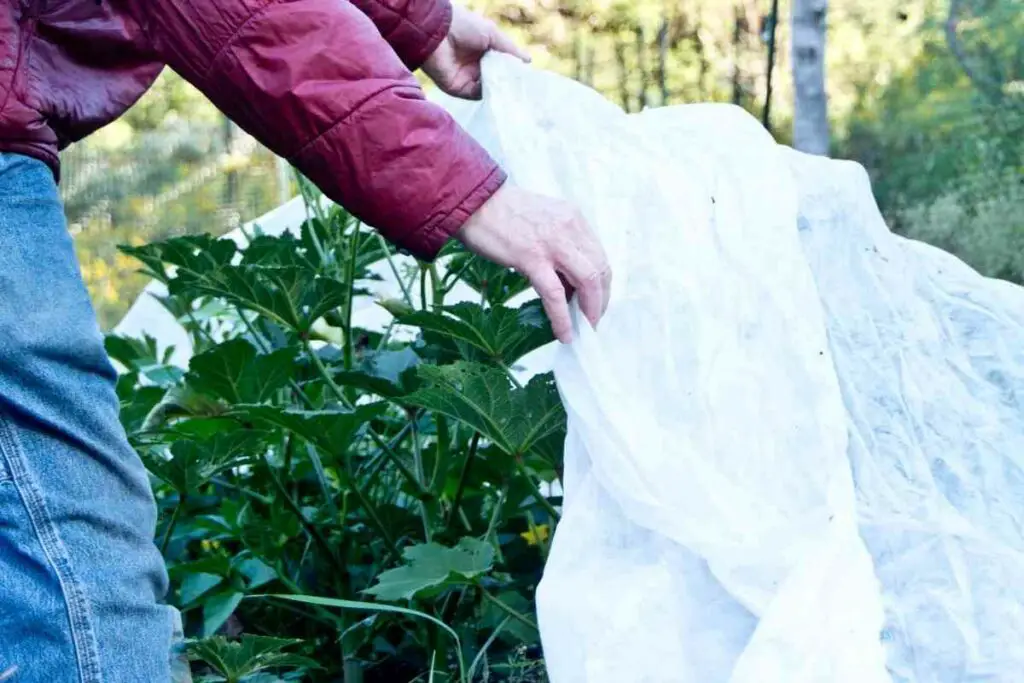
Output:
top-left (348, 0), bottom-right (452, 70)
top-left (115, 0), bottom-right (505, 261)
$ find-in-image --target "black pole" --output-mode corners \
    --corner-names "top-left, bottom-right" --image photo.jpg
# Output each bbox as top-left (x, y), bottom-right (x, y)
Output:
top-left (762, 0), bottom-right (781, 129)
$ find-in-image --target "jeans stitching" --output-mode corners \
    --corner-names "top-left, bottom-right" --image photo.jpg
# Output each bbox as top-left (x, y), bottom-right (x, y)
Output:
top-left (0, 410), bottom-right (104, 683)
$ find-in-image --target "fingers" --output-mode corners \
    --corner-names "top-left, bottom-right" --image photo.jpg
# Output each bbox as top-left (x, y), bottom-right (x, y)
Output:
top-left (528, 266), bottom-right (573, 344)
top-left (487, 23), bottom-right (531, 62)
top-left (554, 237), bottom-right (611, 331)
top-left (453, 184), bottom-right (609, 344)
top-left (529, 216), bottom-right (610, 343)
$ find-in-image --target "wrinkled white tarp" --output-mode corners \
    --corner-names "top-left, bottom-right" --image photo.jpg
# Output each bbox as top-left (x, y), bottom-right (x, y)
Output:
top-left (439, 54), bottom-right (1024, 683)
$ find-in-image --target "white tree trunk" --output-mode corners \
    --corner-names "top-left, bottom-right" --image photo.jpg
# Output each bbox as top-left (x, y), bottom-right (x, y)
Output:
top-left (791, 0), bottom-right (830, 155)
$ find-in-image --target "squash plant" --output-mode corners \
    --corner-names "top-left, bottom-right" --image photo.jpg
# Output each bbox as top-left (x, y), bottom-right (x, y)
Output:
top-left (109, 185), bottom-right (561, 682)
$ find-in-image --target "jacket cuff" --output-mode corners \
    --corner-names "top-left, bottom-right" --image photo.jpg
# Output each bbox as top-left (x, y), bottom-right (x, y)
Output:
top-left (405, 165), bottom-right (507, 261)
top-left (401, 1), bottom-right (452, 71)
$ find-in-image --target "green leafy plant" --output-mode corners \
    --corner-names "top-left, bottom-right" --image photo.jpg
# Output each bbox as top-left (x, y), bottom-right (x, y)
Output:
top-left (111, 187), bottom-right (558, 681)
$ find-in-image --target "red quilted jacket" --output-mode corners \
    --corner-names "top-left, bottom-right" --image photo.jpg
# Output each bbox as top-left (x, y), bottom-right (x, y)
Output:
top-left (0, 0), bottom-right (505, 260)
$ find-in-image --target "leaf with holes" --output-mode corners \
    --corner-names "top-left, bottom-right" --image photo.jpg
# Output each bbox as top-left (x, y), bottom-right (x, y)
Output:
top-left (395, 301), bottom-right (552, 364)
top-left (404, 362), bottom-right (565, 457)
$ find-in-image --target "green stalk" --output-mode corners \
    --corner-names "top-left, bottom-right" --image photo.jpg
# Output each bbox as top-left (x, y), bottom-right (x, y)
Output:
top-left (484, 486), bottom-right (508, 564)
top-left (209, 477), bottom-right (273, 505)
top-left (478, 588), bottom-right (538, 632)
top-left (515, 457), bottom-right (561, 523)
top-left (467, 615), bottom-right (512, 681)
top-left (159, 494), bottom-right (185, 555)
top-left (343, 470), bottom-right (400, 557)
top-left (428, 264), bottom-right (443, 310)
top-left (429, 415), bottom-right (450, 490)
top-left (445, 433), bottom-right (479, 532)
top-left (419, 266), bottom-right (428, 310)
top-left (376, 234), bottom-right (415, 306)
top-left (265, 447), bottom-right (348, 582)
top-left (306, 442), bottom-right (339, 517)
top-left (342, 226), bottom-right (360, 373)
top-left (409, 419), bottom-right (433, 541)
top-left (303, 338), bottom-right (428, 497)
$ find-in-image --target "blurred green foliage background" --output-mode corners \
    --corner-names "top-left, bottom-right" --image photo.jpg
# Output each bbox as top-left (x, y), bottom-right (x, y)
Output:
top-left (62, 0), bottom-right (1023, 329)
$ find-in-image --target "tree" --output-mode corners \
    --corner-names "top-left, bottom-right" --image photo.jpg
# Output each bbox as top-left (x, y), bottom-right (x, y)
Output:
top-left (791, 0), bottom-right (830, 154)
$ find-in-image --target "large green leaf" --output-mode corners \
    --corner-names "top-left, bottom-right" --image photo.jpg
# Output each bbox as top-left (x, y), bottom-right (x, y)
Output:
top-left (364, 538), bottom-right (495, 601)
top-left (187, 339), bottom-right (297, 404)
top-left (121, 235), bottom-right (236, 287)
top-left (203, 590), bottom-right (245, 637)
top-left (333, 347), bottom-right (421, 399)
top-left (395, 301), bottom-right (552, 364)
top-left (188, 634), bottom-right (319, 680)
top-left (235, 556), bottom-right (278, 590)
top-left (176, 265), bottom-right (350, 334)
top-left (230, 404), bottom-right (385, 461)
top-left (179, 572), bottom-right (224, 606)
top-left (405, 363), bottom-right (565, 457)
top-left (142, 431), bottom-right (265, 493)
top-left (124, 234), bottom-right (353, 334)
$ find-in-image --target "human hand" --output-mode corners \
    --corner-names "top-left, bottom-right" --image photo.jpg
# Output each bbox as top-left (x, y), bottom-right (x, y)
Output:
top-left (456, 184), bottom-right (611, 343)
top-left (422, 5), bottom-right (530, 99)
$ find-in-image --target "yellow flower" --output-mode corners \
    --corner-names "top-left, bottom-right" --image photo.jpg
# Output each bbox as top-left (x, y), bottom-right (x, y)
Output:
top-left (520, 524), bottom-right (550, 546)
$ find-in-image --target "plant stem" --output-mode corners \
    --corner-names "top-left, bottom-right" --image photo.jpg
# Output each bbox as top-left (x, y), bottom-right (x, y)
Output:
top-left (265, 448), bottom-right (349, 581)
top-left (430, 415), bottom-right (450, 490)
top-left (514, 458), bottom-right (560, 522)
top-left (160, 494), bottom-right (185, 555)
top-left (354, 422), bottom-right (411, 479)
top-left (467, 615), bottom-right (512, 681)
top-left (484, 486), bottom-right (508, 564)
top-left (410, 419), bottom-right (434, 541)
top-left (478, 589), bottom-right (538, 632)
top-left (185, 308), bottom-right (216, 349)
top-left (306, 442), bottom-right (339, 517)
top-left (345, 469), bottom-right (400, 557)
top-left (442, 258), bottom-right (475, 294)
top-left (303, 338), bottom-right (428, 498)
top-left (428, 264), bottom-right (443, 310)
top-left (209, 477), bottom-right (273, 504)
top-left (445, 433), bottom-right (479, 531)
top-left (419, 266), bottom-right (428, 310)
top-left (235, 305), bottom-right (271, 353)
top-left (342, 226), bottom-right (360, 373)
top-left (376, 234), bottom-right (415, 306)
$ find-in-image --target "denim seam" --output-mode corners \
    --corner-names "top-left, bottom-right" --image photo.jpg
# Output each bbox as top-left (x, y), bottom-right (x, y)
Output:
top-left (0, 411), bottom-right (104, 683)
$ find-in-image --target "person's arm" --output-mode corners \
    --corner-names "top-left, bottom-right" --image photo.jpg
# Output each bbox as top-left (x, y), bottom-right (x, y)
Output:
top-left (115, 0), bottom-right (503, 261)
top-left (116, 0), bottom-right (611, 342)
top-left (348, 0), bottom-right (453, 71)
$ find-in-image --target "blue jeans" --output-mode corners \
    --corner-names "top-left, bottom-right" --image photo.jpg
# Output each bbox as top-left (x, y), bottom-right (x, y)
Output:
top-left (0, 154), bottom-right (188, 681)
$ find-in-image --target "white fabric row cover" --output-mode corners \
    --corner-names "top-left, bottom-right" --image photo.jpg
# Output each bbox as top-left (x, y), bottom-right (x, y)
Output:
top-left (438, 54), bottom-right (1024, 683)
